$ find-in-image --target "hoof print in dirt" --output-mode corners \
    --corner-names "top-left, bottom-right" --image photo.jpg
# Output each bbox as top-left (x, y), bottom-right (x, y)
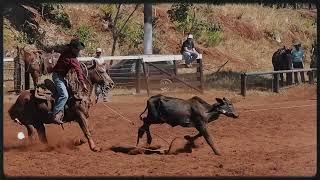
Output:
top-left (73, 138), bottom-right (87, 146)
top-left (128, 149), bottom-right (144, 155)
top-left (166, 138), bottom-right (193, 155)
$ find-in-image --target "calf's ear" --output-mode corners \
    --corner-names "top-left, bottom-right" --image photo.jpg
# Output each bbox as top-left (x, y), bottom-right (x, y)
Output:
top-left (223, 97), bottom-right (230, 101)
top-left (215, 98), bottom-right (224, 104)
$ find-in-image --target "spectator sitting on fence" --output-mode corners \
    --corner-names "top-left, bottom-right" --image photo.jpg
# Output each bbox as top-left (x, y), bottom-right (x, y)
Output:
top-left (90, 48), bottom-right (114, 102)
top-left (291, 41), bottom-right (306, 83)
top-left (180, 34), bottom-right (200, 68)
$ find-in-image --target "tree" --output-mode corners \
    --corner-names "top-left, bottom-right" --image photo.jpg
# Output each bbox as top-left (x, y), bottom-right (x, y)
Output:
top-left (108, 4), bottom-right (140, 66)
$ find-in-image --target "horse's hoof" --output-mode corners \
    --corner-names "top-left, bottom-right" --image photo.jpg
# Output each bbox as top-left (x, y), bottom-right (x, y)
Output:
top-left (91, 146), bottom-right (101, 152)
top-left (90, 145), bottom-right (101, 152)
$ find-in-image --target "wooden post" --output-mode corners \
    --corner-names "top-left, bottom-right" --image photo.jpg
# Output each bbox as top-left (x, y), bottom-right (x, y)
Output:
top-left (273, 73), bottom-right (279, 93)
top-left (13, 57), bottom-right (21, 93)
top-left (20, 57), bottom-right (25, 91)
top-left (135, 59), bottom-right (141, 94)
top-left (286, 72), bottom-right (292, 85)
top-left (173, 60), bottom-right (177, 76)
top-left (14, 55), bottom-right (25, 93)
top-left (197, 58), bottom-right (204, 93)
top-left (25, 72), bottom-right (30, 90)
top-left (241, 73), bottom-right (247, 96)
top-left (308, 71), bottom-right (314, 84)
top-left (142, 61), bottom-right (150, 96)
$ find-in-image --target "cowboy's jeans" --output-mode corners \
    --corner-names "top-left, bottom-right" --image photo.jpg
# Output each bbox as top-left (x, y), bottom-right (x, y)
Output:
top-left (52, 72), bottom-right (69, 115)
top-left (182, 51), bottom-right (198, 64)
top-left (293, 61), bottom-right (306, 83)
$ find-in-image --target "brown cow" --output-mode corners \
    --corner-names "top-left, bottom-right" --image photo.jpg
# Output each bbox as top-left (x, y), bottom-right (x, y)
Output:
top-left (86, 61), bottom-right (114, 103)
top-left (8, 71), bottom-right (101, 152)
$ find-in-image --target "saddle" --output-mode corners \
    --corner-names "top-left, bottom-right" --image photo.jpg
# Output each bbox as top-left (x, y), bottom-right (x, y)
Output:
top-left (33, 77), bottom-right (83, 112)
top-left (34, 84), bottom-right (55, 110)
top-left (40, 52), bottom-right (60, 75)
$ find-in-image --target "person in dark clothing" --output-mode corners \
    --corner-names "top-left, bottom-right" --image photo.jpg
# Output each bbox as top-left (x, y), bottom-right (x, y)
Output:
top-left (180, 34), bottom-right (199, 68)
top-left (50, 39), bottom-right (88, 124)
top-left (310, 39), bottom-right (317, 69)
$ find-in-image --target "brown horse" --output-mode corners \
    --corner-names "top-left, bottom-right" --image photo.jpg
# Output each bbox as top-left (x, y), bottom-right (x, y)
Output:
top-left (14, 46), bottom-right (60, 89)
top-left (86, 62), bottom-right (115, 103)
top-left (8, 71), bottom-right (101, 152)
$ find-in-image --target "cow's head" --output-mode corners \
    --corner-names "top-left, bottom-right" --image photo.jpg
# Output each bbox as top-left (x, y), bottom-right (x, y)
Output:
top-left (214, 97), bottom-right (239, 118)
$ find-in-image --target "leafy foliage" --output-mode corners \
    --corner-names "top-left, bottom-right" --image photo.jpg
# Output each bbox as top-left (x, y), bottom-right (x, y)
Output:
top-left (42, 3), bottom-right (72, 28)
top-left (168, 3), bottom-right (194, 35)
top-left (117, 20), bottom-right (143, 49)
top-left (76, 25), bottom-right (93, 43)
top-left (168, 3), bottom-right (223, 46)
top-left (99, 4), bottom-right (116, 15)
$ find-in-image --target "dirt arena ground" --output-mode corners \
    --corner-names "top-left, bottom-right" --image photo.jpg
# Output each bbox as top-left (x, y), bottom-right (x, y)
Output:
top-left (3, 85), bottom-right (317, 176)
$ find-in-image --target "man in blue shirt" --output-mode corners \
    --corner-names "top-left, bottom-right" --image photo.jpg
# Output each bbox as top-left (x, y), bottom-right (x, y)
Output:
top-left (291, 41), bottom-right (305, 83)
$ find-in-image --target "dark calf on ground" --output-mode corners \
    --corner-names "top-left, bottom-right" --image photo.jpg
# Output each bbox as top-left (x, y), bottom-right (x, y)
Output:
top-left (137, 94), bottom-right (239, 156)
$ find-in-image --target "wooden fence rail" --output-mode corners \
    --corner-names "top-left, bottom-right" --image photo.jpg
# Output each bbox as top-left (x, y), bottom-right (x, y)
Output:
top-left (241, 68), bottom-right (317, 96)
top-left (4, 54), bottom-right (204, 95)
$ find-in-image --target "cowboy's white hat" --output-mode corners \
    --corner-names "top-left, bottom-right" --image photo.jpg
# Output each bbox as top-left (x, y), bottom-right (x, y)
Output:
top-left (187, 34), bottom-right (193, 39)
top-left (96, 48), bottom-right (102, 52)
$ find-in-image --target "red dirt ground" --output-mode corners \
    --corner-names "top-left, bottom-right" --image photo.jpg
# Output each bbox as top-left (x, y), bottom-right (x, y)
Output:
top-left (3, 85), bottom-right (317, 176)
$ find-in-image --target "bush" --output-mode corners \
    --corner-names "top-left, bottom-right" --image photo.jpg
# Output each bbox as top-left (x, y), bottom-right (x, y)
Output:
top-left (76, 25), bottom-right (93, 44)
top-left (168, 3), bottom-right (193, 23)
top-left (168, 3), bottom-right (223, 46)
top-left (117, 20), bottom-right (143, 49)
top-left (52, 10), bottom-right (71, 28)
top-left (42, 3), bottom-right (71, 28)
top-left (99, 4), bottom-right (115, 15)
top-left (168, 3), bottom-right (194, 35)
top-left (206, 30), bottom-right (223, 46)
top-left (75, 25), bottom-right (100, 54)
top-left (189, 20), bottom-right (223, 47)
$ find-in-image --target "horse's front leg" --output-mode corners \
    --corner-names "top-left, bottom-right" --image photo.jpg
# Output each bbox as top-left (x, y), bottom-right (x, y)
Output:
top-left (77, 111), bottom-right (101, 152)
top-left (89, 84), bottom-right (97, 104)
top-left (31, 70), bottom-right (40, 88)
top-left (34, 123), bottom-right (48, 144)
top-left (25, 124), bottom-right (35, 144)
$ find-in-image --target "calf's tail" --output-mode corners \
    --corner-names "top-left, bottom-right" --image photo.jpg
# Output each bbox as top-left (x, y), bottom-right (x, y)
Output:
top-left (139, 103), bottom-right (148, 121)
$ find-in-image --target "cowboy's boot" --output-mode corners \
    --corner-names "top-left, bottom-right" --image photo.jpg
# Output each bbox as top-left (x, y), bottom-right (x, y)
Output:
top-left (51, 111), bottom-right (64, 125)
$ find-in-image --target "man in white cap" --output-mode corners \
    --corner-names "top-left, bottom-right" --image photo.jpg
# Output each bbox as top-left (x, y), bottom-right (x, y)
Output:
top-left (180, 34), bottom-right (199, 67)
top-left (291, 40), bottom-right (305, 83)
top-left (90, 48), bottom-right (114, 102)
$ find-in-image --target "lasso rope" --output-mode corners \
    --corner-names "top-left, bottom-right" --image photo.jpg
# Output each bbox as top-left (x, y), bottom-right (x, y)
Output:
top-left (101, 101), bottom-right (315, 148)
top-left (236, 99), bottom-right (316, 109)
top-left (238, 104), bottom-right (315, 113)
top-left (101, 102), bottom-right (171, 145)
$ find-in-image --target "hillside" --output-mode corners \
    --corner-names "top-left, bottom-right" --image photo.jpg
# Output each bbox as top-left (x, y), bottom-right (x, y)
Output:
top-left (3, 3), bottom-right (317, 73)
